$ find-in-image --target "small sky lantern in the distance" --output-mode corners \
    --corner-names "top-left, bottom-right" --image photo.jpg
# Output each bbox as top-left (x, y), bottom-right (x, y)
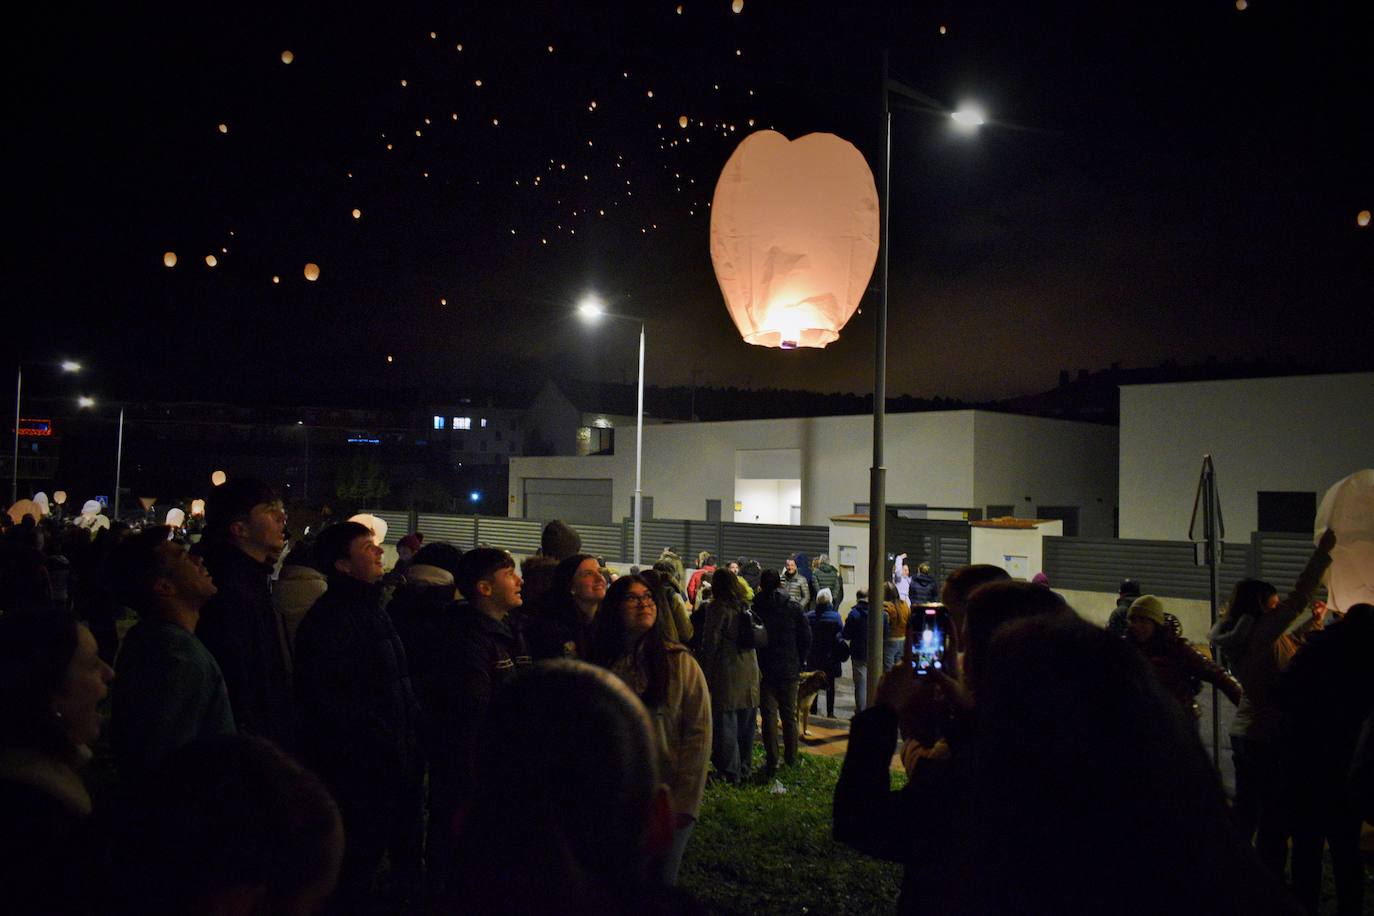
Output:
top-left (732, 0), bottom-right (744, 11)
top-left (281, 49), bottom-right (294, 64)
top-left (352, 208), bottom-right (361, 219)
top-left (218, 123), bottom-right (228, 134)
top-left (205, 254), bottom-right (218, 268)
top-left (679, 115), bottom-right (689, 128)
top-left (709, 130), bottom-right (879, 350)
top-left (210, 470), bottom-right (227, 487)
top-left (190, 498), bottom-right (205, 516)
top-left (1359, 209), bottom-right (1372, 228)
top-left (303, 262), bottom-right (320, 281)
top-left (163, 251), bottom-right (177, 268)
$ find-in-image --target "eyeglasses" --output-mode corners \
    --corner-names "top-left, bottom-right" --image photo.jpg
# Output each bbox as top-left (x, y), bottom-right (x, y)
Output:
top-left (624, 594), bottom-right (656, 607)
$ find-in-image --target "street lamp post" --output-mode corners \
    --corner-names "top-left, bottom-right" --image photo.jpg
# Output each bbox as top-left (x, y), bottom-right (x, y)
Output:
top-left (578, 297), bottom-right (646, 568)
top-left (78, 395), bottom-right (125, 520)
top-left (12, 360), bottom-right (81, 504)
top-left (866, 56), bottom-right (984, 706)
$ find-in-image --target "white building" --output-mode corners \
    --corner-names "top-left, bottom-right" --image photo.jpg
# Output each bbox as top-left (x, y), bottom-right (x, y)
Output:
top-left (509, 409), bottom-right (1118, 536)
top-left (1119, 372), bottom-right (1374, 541)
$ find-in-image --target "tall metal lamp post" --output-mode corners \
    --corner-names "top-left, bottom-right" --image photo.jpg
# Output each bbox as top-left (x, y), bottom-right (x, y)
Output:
top-left (78, 395), bottom-right (126, 521)
top-left (12, 360), bottom-right (82, 503)
top-left (578, 296), bottom-right (646, 567)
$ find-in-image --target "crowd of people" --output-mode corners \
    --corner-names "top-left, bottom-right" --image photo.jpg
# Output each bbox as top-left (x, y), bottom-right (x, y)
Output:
top-left (0, 485), bottom-right (1369, 915)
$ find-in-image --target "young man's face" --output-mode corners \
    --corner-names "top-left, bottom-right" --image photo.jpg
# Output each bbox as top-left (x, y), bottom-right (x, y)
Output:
top-left (237, 500), bottom-right (287, 558)
top-left (481, 565), bottom-right (523, 614)
top-left (155, 541), bottom-right (218, 603)
top-left (785, 559), bottom-right (797, 574)
top-left (336, 534), bottom-right (384, 584)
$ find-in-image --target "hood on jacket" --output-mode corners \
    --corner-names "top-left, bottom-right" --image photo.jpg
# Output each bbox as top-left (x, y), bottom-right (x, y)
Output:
top-left (404, 564), bottom-right (456, 589)
top-left (1209, 612), bottom-right (1256, 652)
top-left (278, 563), bottom-right (326, 583)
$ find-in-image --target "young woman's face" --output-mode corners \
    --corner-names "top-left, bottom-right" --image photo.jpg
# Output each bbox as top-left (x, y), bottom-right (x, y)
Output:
top-left (621, 583), bottom-right (658, 637)
top-left (571, 558), bottom-right (607, 606)
top-left (53, 625), bottom-right (114, 748)
top-left (1127, 616), bottom-right (1156, 644)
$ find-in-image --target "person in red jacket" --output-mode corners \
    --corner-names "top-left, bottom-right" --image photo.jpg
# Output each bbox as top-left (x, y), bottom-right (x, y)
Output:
top-left (1126, 595), bottom-right (1242, 718)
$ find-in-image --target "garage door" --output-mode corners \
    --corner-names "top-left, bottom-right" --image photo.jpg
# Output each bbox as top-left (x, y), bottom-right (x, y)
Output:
top-left (523, 478), bottom-right (613, 525)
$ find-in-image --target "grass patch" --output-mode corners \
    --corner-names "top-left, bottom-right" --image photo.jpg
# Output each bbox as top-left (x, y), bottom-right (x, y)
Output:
top-left (679, 748), bottom-right (905, 915)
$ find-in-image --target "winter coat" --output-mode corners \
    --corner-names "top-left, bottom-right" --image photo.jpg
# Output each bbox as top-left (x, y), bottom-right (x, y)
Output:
top-left (293, 574), bottom-right (420, 793)
top-left (687, 565), bottom-right (715, 606)
top-left (1131, 628), bottom-right (1242, 718)
top-left (813, 562), bottom-right (844, 609)
top-left (884, 599), bottom-right (912, 642)
top-left (611, 644), bottom-right (712, 818)
top-left (909, 573), bottom-right (938, 604)
top-left (794, 554), bottom-right (817, 608)
top-left (1106, 596), bottom-right (1135, 638)
top-left (272, 562), bottom-right (327, 655)
top-left (782, 569), bottom-right (811, 609)
top-left (807, 606), bottom-right (846, 679)
top-left (660, 586), bottom-right (694, 645)
top-left (1210, 546), bottom-right (1331, 741)
top-left (753, 587), bottom-right (812, 683)
top-left (843, 600), bottom-right (888, 661)
top-left (698, 596), bottom-right (760, 711)
top-left (194, 538), bottom-right (296, 747)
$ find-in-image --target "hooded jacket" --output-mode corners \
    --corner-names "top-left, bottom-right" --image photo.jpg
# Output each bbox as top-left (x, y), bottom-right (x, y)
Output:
top-left (753, 587), bottom-right (812, 683)
top-left (273, 562), bottom-right (327, 655)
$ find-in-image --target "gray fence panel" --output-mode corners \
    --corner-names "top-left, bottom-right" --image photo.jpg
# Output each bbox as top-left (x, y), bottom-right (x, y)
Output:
top-left (721, 522), bottom-right (829, 569)
top-left (1044, 537), bottom-right (1251, 601)
top-left (635, 520), bottom-right (692, 559)
top-left (577, 524), bottom-right (625, 562)
top-left (361, 509), bottom-right (412, 546)
top-left (473, 517), bottom-right (543, 554)
top-left (683, 522), bottom-right (723, 563)
top-left (1252, 532), bottom-right (1319, 597)
top-left (936, 535), bottom-right (970, 580)
top-left (415, 513), bottom-right (477, 550)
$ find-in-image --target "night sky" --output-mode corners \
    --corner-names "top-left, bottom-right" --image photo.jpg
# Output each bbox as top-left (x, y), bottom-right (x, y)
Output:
top-left (9, 1), bottom-right (1371, 406)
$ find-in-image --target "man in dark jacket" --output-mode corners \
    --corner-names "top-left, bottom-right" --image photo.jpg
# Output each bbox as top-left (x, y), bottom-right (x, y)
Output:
top-left (908, 563), bottom-right (939, 604)
top-left (754, 568), bottom-right (812, 776)
top-left (193, 478), bottom-right (295, 748)
top-left (294, 521), bottom-right (422, 908)
top-left (842, 589), bottom-right (886, 713)
top-left (813, 554), bottom-right (844, 610)
top-left (1106, 578), bottom-right (1142, 637)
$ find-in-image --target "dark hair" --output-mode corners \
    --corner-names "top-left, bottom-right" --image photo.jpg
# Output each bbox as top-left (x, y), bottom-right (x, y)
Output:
top-left (941, 564), bottom-right (1013, 612)
top-left (412, 542), bottom-right (464, 579)
top-left (953, 613), bottom-right (1281, 914)
top-left (0, 611), bottom-right (81, 757)
top-left (203, 478), bottom-right (277, 539)
top-left (760, 567), bottom-right (782, 593)
top-left (710, 566), bottom-right (744, 606)
top-left (883, 581), bottom-right (900, 603)
top-left (454, 661), bottom-right (661, 909)
top-left (104, 526), bottom-right (177, 613)
top-left (650, 559), bottom-right (680, 588)
top-left (962, 580), bottom-right (1073, 696)
top-left (1224, 578), bottom-right (1278, 619)
top-left (588, 574), bottom-right (670, 708)
top-left (455, 546), bottom-right (516, 600)
top-left (109, 735), bottom-right (341, 913)
top-left (313, 521), bottom-right (371, 576)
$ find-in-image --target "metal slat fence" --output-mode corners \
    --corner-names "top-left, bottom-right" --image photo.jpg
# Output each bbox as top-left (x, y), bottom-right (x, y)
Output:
top-left (1044, 537), bottom-right (1251, 601)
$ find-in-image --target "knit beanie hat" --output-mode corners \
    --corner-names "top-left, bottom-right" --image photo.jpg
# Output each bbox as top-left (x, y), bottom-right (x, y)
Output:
top-left (540, 520), bottom-right (582, 561)
top-left (1118, 578), bottom-right (1142, 599)
top-left (1127, 595), bottom-right (1166, 626)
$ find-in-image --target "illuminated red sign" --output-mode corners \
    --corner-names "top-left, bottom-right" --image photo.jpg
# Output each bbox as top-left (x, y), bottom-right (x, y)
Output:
top-left (18, 418), bottom-right (53, 437)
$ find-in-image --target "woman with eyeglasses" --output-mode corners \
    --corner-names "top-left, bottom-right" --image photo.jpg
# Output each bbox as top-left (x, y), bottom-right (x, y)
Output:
top-left (587, 574), bottom-right (711, 885)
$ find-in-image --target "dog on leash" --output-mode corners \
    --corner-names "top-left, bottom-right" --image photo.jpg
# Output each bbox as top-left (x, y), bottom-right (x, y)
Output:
top-left (796, 669), bottom-right (830, 737)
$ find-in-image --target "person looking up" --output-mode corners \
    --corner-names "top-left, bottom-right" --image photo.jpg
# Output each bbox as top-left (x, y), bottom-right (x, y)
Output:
top-left (699, 566), bottom-right (761, 784)
top-left (753, 567), bottom-right (811, 777)
top-left (107, 527), bottom-right (234, 777)
top-left (193, 478), bottom-right (295, 747)
top-left (588, 575), bottom-right (711, 885)
top-left (294, 521), bottom-right (421, 909)
top-left (525, 552), bottom-right (604, 659)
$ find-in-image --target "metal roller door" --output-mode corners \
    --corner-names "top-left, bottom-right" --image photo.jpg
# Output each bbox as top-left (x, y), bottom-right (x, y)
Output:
top-left (523, 478), bottom-right (613, 526)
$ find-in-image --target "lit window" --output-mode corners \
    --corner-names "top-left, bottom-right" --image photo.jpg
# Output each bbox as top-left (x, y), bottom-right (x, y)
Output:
top-left (454, 416), bottom-right (472, 430)
top-left (480, 418), bottom-right (488, 427)
top-left (433, 415), bottom-right (446, 430)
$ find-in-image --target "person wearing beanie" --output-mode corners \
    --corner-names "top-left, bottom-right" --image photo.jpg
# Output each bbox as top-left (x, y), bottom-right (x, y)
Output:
top-left (1126, 594), bottom-right (1242, 718)
top-left (1106, 577), bottom-right (1143, 637)
top-left (192, 478), bottom-right (296, 747)
top-left (540, 519), bottom-right (582, 562)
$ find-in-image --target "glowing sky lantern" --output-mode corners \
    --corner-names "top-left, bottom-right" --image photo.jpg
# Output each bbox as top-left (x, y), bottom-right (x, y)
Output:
top-left (191, 499), bottom-right (205, 516)
top-left (211, 470), bottom-right (227, 487)
top-left (218, 123), bottom-right (228, 134)
top-left (33, 492), bottom-right (50, 516)
top-left (81, 499), bottom-right (102, 517)
top-left (165, 507), bottom-right (187, 528)
top-left (709, 130), bottom-right (879, 349)
top-left (163, 251), bottom-right (177, 267)
top-left (8, 500), bottom-right (40, 524)
top-left (53, 490), bottom-right (67, 506)
top-left (352, 208), bottom-right (361, 219)
top-left (1359, 210), bottom-right (1372, 228)
top-left (732, 0), bottom-right (744, 11)
top-left (205, 254), bottom-right (218, 267)
top-left (281, 49), bottom-right (294, 64)
top-left (272, 275), bottom-right (280, 284)
top-left (679, 115), bottom-right (689, 128)
top-left (349, 513), bottom-right (388, 546)
top-left (1316, 470), bottom-right (1374, 612)
top-left (303, 262), bottom-right (320, 281)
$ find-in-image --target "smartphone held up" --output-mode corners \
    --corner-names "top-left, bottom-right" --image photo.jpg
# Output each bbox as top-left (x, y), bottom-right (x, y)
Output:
top-left (909, 603), bottom-right (950, 675)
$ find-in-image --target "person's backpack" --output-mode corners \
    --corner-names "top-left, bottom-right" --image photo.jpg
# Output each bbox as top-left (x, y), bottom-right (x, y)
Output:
top-left (736, 607), bottom-right (769, 650)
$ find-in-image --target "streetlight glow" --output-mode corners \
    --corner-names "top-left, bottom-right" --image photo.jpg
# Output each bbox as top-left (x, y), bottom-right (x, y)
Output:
top-left (577, 297), bottom-right (605, 321)
top-left (78, 395), bottom-right (95, 408)
top-left (951, 105), bottom-right (987, 130)
top-left (61, 361), bottom-right (82, 373)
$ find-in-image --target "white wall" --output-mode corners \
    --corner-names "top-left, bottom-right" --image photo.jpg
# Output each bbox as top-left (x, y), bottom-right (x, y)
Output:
top-left (507, 454), bottom-right (631, 518)
top-left (1120, 373), bottom-right (1374, 541)
top-left (972, 412), bottom-right (1118, 537)
top-left (969, 522), bottom-right (1063, 581)
top-left (733, 478), bottom-right (800, 525)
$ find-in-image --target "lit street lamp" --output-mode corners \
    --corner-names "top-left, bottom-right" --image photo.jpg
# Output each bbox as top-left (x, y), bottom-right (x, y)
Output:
top-left (12, 360), bottom-right (81, 504)
top-left (578, 295), bottom-right (646, 567)
top-left (77, 395), bottom-right (127, 521)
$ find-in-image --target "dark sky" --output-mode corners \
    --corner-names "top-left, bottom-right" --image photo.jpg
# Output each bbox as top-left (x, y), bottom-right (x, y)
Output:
top-left (9, 0), bottom-right (1371, 405)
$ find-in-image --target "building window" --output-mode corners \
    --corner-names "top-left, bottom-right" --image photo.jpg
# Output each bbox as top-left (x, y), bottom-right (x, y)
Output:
top-left (454, 416), bottom-right (471, 430)
top-left (480, 418), bottom-right (488, 428)
top-left (433, 415), bottom-right (446, 430)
